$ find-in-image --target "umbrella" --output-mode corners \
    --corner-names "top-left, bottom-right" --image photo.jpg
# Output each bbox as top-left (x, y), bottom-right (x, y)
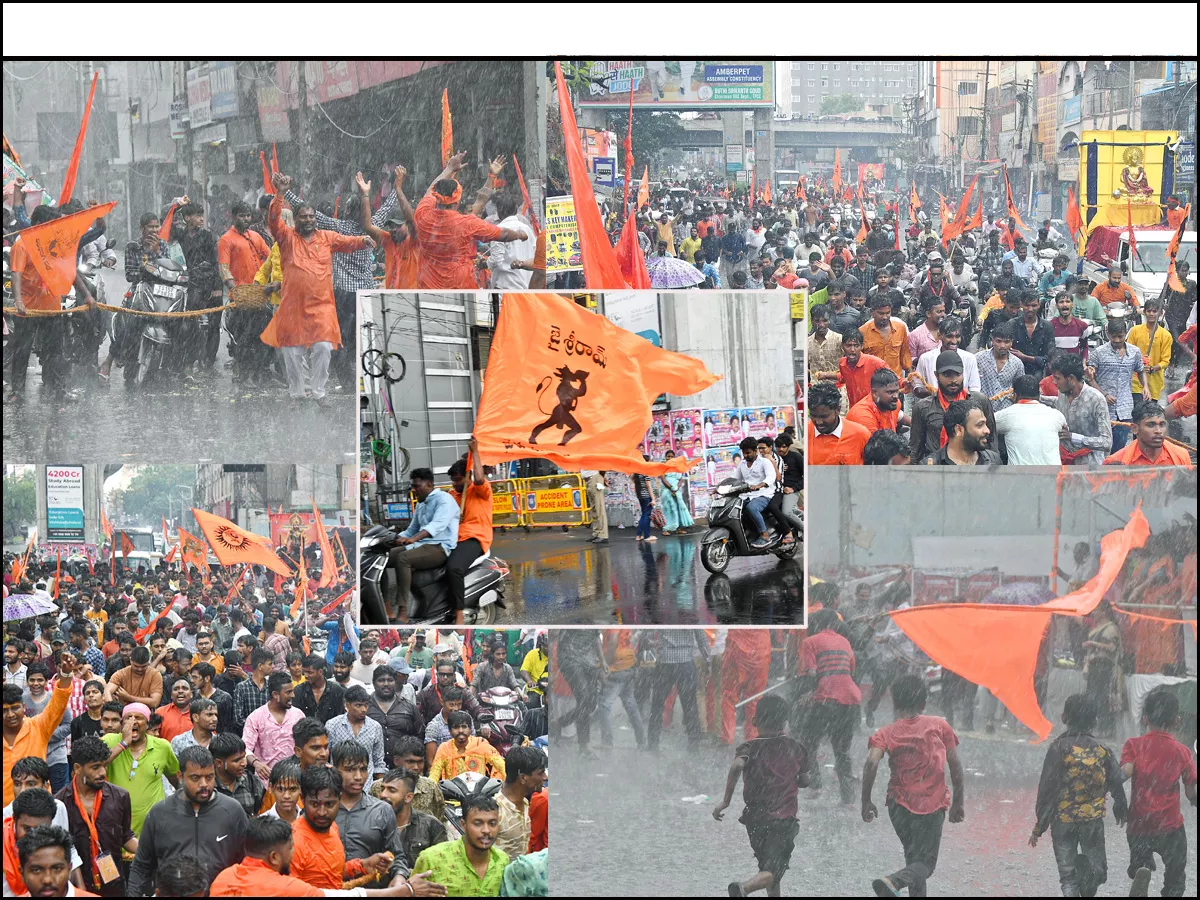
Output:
top-left (3, 593), bottom-right (59, 622)
top-left (646, 255), bottom-right (705, 289)
top-left (981, 581), bottom-right (1055, 606)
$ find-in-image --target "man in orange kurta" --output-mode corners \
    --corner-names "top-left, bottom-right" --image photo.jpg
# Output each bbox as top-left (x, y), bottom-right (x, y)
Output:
top-left (262, 174), bottom-right (373, 404)
top-left (413, 152), bottom-right (525, 289)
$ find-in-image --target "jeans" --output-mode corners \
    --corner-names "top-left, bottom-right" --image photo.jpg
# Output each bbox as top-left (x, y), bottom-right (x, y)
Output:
top-left (745, 495), bottom-right (770, 539)
top-left (587, 477), bottom-right (608, 539)
top-left (8, 317), bottom-right (65, 396)
top-left (636, 496), bottom-right (653, 539)
top-left (1085, 659), bottom-right (1117, 737)
top-left (886, 802), bottom-right (945, 897)
top-left (598, 668), bottom-right (644, 746)
top-left (648, 661), bottom-right (701, 749)
top-left (48, 763), bottom-right (69, 794)
top-left (557, 660), bottom-right (602, 748)
top-left (1051, 819), bottom-right (1107, 897)
top-left (1126, 827), bottom-right (1188, 897)
top-left (332, 287), bottom-right (358, 388)
top-left (444, 538), bottom-right (483, 612)
top-left (781, 491), bottom-right (804, 532)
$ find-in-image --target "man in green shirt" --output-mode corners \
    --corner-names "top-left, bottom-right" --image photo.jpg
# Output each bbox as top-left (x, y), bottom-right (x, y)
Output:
top-left (413, 794), bottom-right (509, 897)
top-left (102, 703), bottom-right (180, 835)
top-left (404, 632), bottom-right (434, 671)
top-left (1071, 278), bottom-right (1107, 331)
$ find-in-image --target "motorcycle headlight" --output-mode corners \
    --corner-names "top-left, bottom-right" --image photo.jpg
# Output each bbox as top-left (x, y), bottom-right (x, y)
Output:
top-left (144, 264), bottom-right (161, 279)
top-left (160, 269), bottom-right (181, 284)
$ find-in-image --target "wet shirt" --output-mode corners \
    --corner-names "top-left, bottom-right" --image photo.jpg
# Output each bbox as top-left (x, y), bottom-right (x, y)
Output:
top-left (101, 733), bottom-right (179, 836)
top-left (383, 232), bottom-right (421, 290)
top-left (1091, 342), bottom-right (1145, 419)
top-left (859, 317), bottom-right (912, 377)
top-left (807, 418), bottom-right (870, 466)
top-left (413, 837), bottom-right (508, 898)
top-left (10, 239), bottom-right (61, 311)
top-left (289, 815), bottom-right (347, 890)
top-left (1121, 730), bottom-right (1198, 836)
top-left (845, 394), bottom-right (899, 435)
top-left (429, 736), bottom-right (506, 782)
top-left (414, 196), bottom-right (506, 289)
top-left (736, 735), bottom-right (809, 819)
top-left (868, 715), bottom-right (958, 815)
top-left (448, 480), bottom-right (494, 553)
top-left (800, 630), bottom-right (861, 705)
top-left (217, 227), bottom-right (270, 286)
top-left (209, 856), bottom-right (323, 897)
top-left (837, 353), bottom-right (889, 409)
top-left (1033, 730), bottom-right (1126, 834)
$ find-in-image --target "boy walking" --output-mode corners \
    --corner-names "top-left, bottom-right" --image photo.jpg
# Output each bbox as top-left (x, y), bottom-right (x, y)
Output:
top-left (1028, 694), bottom-right (1128, 897)
top-left (797, 609), bottom-right (862, 805)
top-left (712, 695), bottom-right (811, 897)
top-left (1121, 687), bottom-right (1197, 898)
top-left (862, 674), bottom-right (964, 897)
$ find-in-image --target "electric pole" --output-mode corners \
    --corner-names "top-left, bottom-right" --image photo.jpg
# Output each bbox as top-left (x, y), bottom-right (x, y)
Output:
top-left (297, 61), bottom-right (308, 189)
top-left (980, 61), bottom-right (990, 164)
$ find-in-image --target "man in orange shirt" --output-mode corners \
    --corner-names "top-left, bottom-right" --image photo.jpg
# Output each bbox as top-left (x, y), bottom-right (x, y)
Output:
top-left (218, 201), bottom-right (272, 387)
top-left (808, 381), bottom-right (870, 466)
top-left (414, 152), bottom-right (526, 289)
top-left (1091, 264), bottom-right (1140, 311)
top-left (3, 655), bottom-right (75, 806)
top-left (721, 629), bottom-right (771, 745)
top-left (832, 331), bottom-right (889, 410)
top-left (445, 438), bottom-right (493, 626)
top-left (846, 369), bottom-right (909, 436)
top-left (859, 293), bottom-right (912, 381)
top-left (1163, 195), bottom-right (1187, 230)
top-left (263, 172), bottom-right (375, 407)
top-left (1104, 401), bottom-right (1194, 466)
top-left (355, 168), bottom-right (420, 290)
top-left (7, 206), bottom-right (96, 403)
top-left (154, 678), bottom-right (194, 742)
top-left (428, 712), bottom-right (506, 782)
top-left (290, 765), bottom-right (391, 890)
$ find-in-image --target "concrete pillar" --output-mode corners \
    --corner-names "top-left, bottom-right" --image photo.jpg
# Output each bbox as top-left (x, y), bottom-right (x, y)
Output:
top-left (36, 464), bottom-right (103, 549)
top-left (721, 111), bottom-right (745, 187)
top-left (753, 108), bottom-right (775, 183)
top-left (524, 61), bottom-right (549, 214)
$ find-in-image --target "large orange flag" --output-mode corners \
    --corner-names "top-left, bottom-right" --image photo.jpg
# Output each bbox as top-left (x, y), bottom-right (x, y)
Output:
top-left (762, 179), bottom-right (771, 205)
top-left (441, 88), bottom-right (454, 167)
top-left (554, 62), bottom-right (629, 289)
top-left (120, 532), bottom-right (135, 558)
top-left (892, 508), bottom-right (1150, 741)
top-left (99, 508), bottom-right (112, 542)
top-left (909, 180), bottom-right (921, 212)
top-left (177, 527), bottom-right (208, 576)
top-left (260, 151), bottom-right (272, 196)
top-left (192, 508), bottom-right (293, 577)
top-left (1064, 185), bottom-right (1082, 241)
top-left (614, 216), bottom-right (653, 289)
top-left (58, 71), bottom-right (99, 205)
top-left (622, 89), bottom-right (635, 213)
top-left (16, 202), bottom-right (118, 295)
top-left (311, 499), bottom-right (337, 588)
top-left (832, 149), bottom-right (842, 195)
top-left (1002, 164), bottom-right (1028, 232)
top-left (944, 175), bottom-right (978, 243)
top-left (475, 292), bottom-right (721, 474)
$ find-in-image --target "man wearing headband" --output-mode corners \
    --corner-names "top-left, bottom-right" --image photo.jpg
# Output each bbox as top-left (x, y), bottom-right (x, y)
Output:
top-left (414, 151), bottom-right (528, 289)
top-left (101, 702), bottom-right (181, 837)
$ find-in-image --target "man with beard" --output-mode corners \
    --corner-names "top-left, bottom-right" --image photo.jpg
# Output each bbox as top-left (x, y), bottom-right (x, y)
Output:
top-left (244, 673), bottom-right (305, 783)
top-left (378, 769), bottom-right (446, 872)
top-left (265, 172), bottom-right (375, 406)
top-left (126, 746), bottom-right (247, 896)
top-left (1104, 401), bottom-right (1193, 466)
top-left (217, 201), bottom-right (272, 386)
top-left (367, 667), bottom-right (426, 770)
top-left (412, 794), bottom-right (508, 896)
top-left (55, 737), bottom-right (137, 897)
top-left (909, 352), bottom-right (997, 464)
top-left (331, 741), bottom-right (410, 888)
top-left (845, 369), bottom-right (910, 437)
top-left (807, 381), bottom-right (871, 466)
top-left (913, 314), bottom-right (981, 399)
top-left (922, 400), bottom-right (1002, 466)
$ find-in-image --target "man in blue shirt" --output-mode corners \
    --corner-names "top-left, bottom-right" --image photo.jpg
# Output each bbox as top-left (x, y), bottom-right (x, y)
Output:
top-left (1037, 253), bottom-right (1075, 296)
top-left (387, 468), bottom-right (460, 624)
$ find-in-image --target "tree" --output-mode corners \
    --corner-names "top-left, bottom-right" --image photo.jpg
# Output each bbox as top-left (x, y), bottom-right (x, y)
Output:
top-left (605, 109), bottom-right (686, 181)
top-left (820, 94), bottom-right (863, 115)
top-left (3, 470), bottom-right (36, 542)
top-left (109, 466), bottom-right (194, 527)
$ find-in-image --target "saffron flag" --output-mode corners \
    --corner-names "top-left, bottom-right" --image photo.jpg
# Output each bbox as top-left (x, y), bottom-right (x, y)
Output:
top-left (441, 88), bottom-right (454, 167)
top-left (271, 143), bottom-right (279, 175)
top-left (1065, 185), bottom-right (1082, 241)
top-left (622, 89), bottom-right (635, 213)
top-left (120, 532), bottom-right (135, 557)
top-left (614, 216), bottom-right (653, 289)
top-left (260, 151), bottom-right (272, 196)
top-left (856, 196), bottom-right (870, 244)
top-left (133, 601), bottom-right (176, 644)
top-left (3, 132), bottom-right (20, 167)
top-left (58, 71), bottom-right (99, 205)
top-left (762, 179), bottom-right (771, 205)
top-left (554, 61), bottom-right (629, 289)
top-left (191, 508), bottom-right (294, 577)
top-left (909, 181), bottom-right (922, 217)
top-left (636, 165), bottom-right (649, 210)
top-left (290, 553), bottom-right (309, 617)
top-left (832, 149), bottom-right (842, 195)
top-left (225, 566), bottom-right (250, 604)
top-left (177, 527), bottom-right (209, 577)
top-left (53, 551), bottom-right (61, 599)
top-left (158, 203), bottom-right (177, 242)
top-left (163, 544), bottom-right (178, 565)
top-left (320, 586), bottom-right (355, 616)
top-left (16, 202), bottom-right (118, 295)
top-left (99, 509), bottom-right (112, 542)
top-left (1002, 164), bottom-right (1027, 232)
top-left (749, 168), bottom-right (755, 209)
top-left (312, 499), bottom-right (337, 589)
top-left (944, 176), bottom-right (978, 243)
top-left (161, 517), bottom-right (170, 551)
top-left (1126, 199), bottom-right (1138, 264)
top-left (474, 292), bottom-right (721, 474)
top-left (797, 177), bottom-right (807, 203)
top-left (512, 154), bottom-right (540, 236)
top-left (891, 508), bottom-right (1150, 741)
top-left (1166, 204), bottom-right (1190, 292)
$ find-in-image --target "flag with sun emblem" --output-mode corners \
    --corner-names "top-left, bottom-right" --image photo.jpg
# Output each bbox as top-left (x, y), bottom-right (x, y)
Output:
top-left (191, 508), bottom-right (294, 577)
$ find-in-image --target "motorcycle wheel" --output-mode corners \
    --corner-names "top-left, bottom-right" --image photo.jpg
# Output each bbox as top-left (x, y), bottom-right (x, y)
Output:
top-left (774, 540), bottom-right (801, 561)
top-left (137, 339), bottom-right (163, 388)
top-left (700, 539), bottom-right (730, 574)
top-left (465, 604), bottom-right (499, 626)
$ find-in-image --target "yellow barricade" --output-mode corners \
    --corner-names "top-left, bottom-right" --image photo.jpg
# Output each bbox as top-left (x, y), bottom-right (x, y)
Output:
top-left (489, 479), bottom-right (524, 528)
top-left (520, 474), bottom-right (591, 528)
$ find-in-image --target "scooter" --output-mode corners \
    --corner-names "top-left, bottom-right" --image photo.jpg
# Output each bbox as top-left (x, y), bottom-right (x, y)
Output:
top-left (107, 257), bottom-right (191, 388)
top-left (440, 771), bottom-right (504, 839)
top-left (700, 479), bottom-right (801, 575)
top-left (359, 524), bottom-right (507, 626)
top-left (475, 685), bottom-right (529, 757)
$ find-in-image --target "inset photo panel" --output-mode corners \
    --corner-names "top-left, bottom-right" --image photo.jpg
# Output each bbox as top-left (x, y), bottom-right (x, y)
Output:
top-left (359, 290), bottom-right (803, 627)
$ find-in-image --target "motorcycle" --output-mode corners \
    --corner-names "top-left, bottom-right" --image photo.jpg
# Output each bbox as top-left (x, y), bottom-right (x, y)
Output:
top-left (62, 260), bottom-right (107, 381)
top-left (440, 771), bottom-right (504, 839)
top-left (107, 256), bottom-right (191, 387)
top-left (359, 524), bottom-right (507, 626)
top-left (475, 685), bottom-right (529, 757)
top-left (700, 479), bottom-right (801, 575)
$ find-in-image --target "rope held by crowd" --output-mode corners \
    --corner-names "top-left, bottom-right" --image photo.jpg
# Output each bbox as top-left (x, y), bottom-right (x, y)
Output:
top-left (3, 284), bottom-right (271, 318)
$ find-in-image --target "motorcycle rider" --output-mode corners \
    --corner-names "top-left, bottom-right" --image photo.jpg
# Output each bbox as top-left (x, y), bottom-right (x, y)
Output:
top-left (733, 436), bottom-right (779, 549)
top-left (976, 228), bottom-right (1006, 278)
top-left (1004, 237), bottom-right (1041, 284)
top-left (443, 438), bottom-right (492, 627)
top-left (471, 637), bottom-right (524, 696)
top-left (175, 202), bottom-right (222, 374)
top-left (1037, 253), bottom-right (1074, 296)
top-left (916, 256), bottom-right (961, 313)
top-left (388, 469), bottom-right (460, 624)
top-left (948, 252), bottom-right (976, 295)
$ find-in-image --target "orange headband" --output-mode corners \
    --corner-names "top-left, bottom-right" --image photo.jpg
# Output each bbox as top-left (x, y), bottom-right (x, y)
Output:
top-left (433, 182), bottom-right (463, 206)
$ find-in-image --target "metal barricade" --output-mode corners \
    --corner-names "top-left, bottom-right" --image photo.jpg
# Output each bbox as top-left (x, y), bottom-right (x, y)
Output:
top-left (490, 479), bottom-right (525, 529)
top-left (520, 474), bottom-right (591, 528)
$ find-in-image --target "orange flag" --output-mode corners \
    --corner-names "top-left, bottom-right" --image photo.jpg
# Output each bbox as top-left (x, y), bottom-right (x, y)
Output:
top-left (441, 88), bottom-right (454, 167)
top-left (614, 216), bottom-right (653, 289)
top-left (892, 508), bottom-right (1149, 741)
top-left (749, 168), bottom-right (755, 210)
top-left (909, 180), bottom-right (921, 212)
top-left (1165, 204), bottom-right (1190, 292)
top-left (512, 153), bottom-right (540, 236)
top-left (15, 202), bottom-right (118, 295)
top-left (176, 526), bottom-right (208, 577)
top-left (120, 532), bottom-right (135, 557)
top-left (762, 179), bottom-right (771, 205)
top-left (53, 551), bottom-right (61, 599)
top-left (554, 61), bottom-right (629, 289)
top-left (161, 516), bottom-right (170, 550)
top-left (3, 132), bottom-right (21, 167)
top-left (192, 508), bottom-right (293, 577)
top-left (1125, 199), bottom-right (1138, 264)
top-left (966, 197), bottom-right (983, 233)
top-left (944, 175), bottom-right (978, 243)
top-left (312, 499), bottom-right (337, 589)
top-left (270, 143), bottom-right (279, 175)
top-left (290, 553), bottom-right (309, 617)
top-left (832, 149), bottom-right (842, 195)
top-left (1065, 185), bottom-right (1082, 240)
top-left (333, 530), bottom-right (350, 572)
top-left (158, 203), bottom-right (177, 241)
top-left (1002, 164), bottom-right (1027, 232)
top-left (99, 508), bottom-right (112, 542)
top-left (474, 292), bottom-right (721, 474)
top-left (58, 71), bottom-right (99, 205)
top-left (260, 151), bottom-right (272, 196)
top-left (636, 165), bottom-right (649, 210)
top-left (225, 566), bottom-right (250, 604)
top-left (797, 177), bottom-right (807, 203)
top-left (622, 88), bottom-right (635, 213)
top-left (163, 544), bottom-right (178, 565)
top-left (856, 196), bottom-right (870, 244)
top-left (133, 602), bottom-right (175, 644)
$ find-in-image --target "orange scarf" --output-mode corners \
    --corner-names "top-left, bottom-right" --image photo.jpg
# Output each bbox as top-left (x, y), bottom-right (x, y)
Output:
top-left (3, 818), bottom-right (26, 895)
top-left (936, 388), bottom-right (969, 447)
top-left (433, 183), bottom-right (463, 206)
top-left (71, 779), bottom-right (104, 883)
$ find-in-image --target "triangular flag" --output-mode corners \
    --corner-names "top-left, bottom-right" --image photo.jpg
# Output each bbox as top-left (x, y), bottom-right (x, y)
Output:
top-left (1065, 185), bottom-right (1082, 241)
top-left (1166, 204), bottom-right (1190, 292)
top-left (120, 532), bottom-right (134, 557)
top-left (441, 88), bottom-right (454, 167)
top-left (191, 508), bottom-right (293, 578)
top-left (158, 203), bottom-right (177, 241)
top-left (15, 202), bottom-right (118, 295)
top-left (615, 215), bottom-right (653, 289)
top-left (312, 499), bottom-right (337, 589)
top-left (58, 71), bottom-right (99, 205)
top-left (260, 151), bottom-right (272, 196)
top-left (637, 165), bottom-right (649, 210)
top-left (177, 526), bottom-right (209, 578)
top-left (1003, 165), bottom-right (1027, 232)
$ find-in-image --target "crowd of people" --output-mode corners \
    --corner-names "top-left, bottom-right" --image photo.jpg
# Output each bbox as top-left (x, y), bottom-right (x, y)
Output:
top-left (2, 554), bottom-right (550, 897)
top-left (4, 153), bottom-right (543, 407)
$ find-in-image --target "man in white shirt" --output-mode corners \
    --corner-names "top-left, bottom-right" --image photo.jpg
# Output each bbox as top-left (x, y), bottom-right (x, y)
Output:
top-left (993, 375), bottom-right (1068, 465)
top-left (487, 194), bottom-right (536, 290)
top-left (733, 437), bottom-right (775, 548)
top-left (914, 316), bottom-right (981, 397)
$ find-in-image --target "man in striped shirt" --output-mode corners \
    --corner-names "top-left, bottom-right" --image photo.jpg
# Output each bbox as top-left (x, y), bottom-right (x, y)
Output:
top-left (797, 609), bottom-right (861, 804)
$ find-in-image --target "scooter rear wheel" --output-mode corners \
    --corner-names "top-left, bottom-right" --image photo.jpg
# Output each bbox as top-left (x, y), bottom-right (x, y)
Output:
top-left (465, 604), bottom-right (499, 626)
top-left (701, 539), bottom-right (730, 574)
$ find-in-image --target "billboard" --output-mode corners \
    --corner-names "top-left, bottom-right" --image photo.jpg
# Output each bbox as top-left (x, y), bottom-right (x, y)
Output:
top-left (46, 466), bottom-right (85, 542)
top-left (544, 196), bottom-right (582, 273)
top-left (577, 61), bottom-right (774, 108)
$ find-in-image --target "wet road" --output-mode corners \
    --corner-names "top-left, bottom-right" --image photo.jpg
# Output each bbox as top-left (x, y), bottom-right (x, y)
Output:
top-left (3, 268), bottom-right (356, 463)
top-left (552, 683), bottom-right (1198, 897)
top-left (492, 529), bottom-right (805, 625)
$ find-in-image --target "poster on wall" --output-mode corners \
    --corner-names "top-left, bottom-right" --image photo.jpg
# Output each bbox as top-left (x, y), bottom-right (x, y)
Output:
top-left (577, 61), bottom-right (774, 109)
top-left (774, 405), bottom-right (797, 433)
top-left (46, 466), bottom-right (85, 542)
top-left (669, 409), bottom-right (705, 459)
top-left (688, 468), bottom-right (711, 517)
top-left (642, 412), bottom-right (672, 461)
top-left (702, 408), bottom-right (747, 448)
top-left (544, 196), bottom-right (582, 273)
top-left (704, 445), bottom-right (744, 487)
top-left (741, 406), bottom-right (783, 440)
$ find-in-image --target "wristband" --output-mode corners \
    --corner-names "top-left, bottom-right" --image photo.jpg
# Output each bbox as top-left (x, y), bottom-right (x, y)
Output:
top-left (118, 741), bottom-right (128, 751)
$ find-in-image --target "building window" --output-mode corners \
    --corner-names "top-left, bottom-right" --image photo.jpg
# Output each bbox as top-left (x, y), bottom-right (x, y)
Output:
top-left (822, 63), bottom-right (829, 71)
top-left (833, 63), bottom-right (840, 71)
top-left (957, 116), bottom-right (980, 135)
top-left (958, 81), bottom-right (978, 95)
top-left (833, 80), bottom-right (840, 88)
top-left (807, 63), bottom-right (815, 70)
top-left (821, 78), bottom-right (829, 87)
top-left (807, 79), bottom-right (815, 87)
top-left (808, 95), bottom-right (817, 103)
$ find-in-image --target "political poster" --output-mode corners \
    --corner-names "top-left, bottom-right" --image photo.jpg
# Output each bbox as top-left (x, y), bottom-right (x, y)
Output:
top-left (544, 196), bottom-right (582, 273)
top-left (669, 409), bottom-right (705, 460)
top-left (578, 61), bottom-right (774, 108)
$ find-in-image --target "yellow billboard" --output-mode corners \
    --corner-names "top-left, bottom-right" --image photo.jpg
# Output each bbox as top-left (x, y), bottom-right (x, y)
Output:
top-left (1079, 130), bottom-right (1179, 230)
